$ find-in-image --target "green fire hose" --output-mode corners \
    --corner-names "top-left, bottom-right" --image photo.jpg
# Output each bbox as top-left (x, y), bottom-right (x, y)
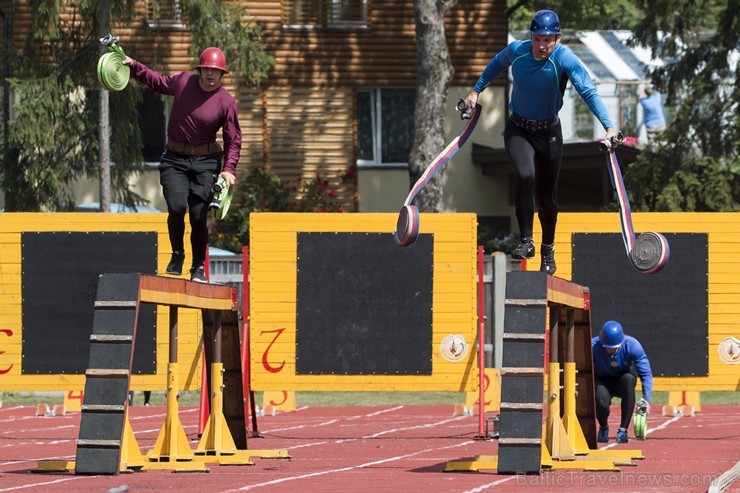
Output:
top-left (209, 177), bottom-right (234, 220)
top-left (97, 34), bottom-right (130, 92)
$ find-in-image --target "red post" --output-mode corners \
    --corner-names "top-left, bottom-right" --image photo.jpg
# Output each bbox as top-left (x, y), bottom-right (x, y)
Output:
top-left (477, 246), bottom-right (486, 437)
top-left (197, 248), bottom-right (212, 436)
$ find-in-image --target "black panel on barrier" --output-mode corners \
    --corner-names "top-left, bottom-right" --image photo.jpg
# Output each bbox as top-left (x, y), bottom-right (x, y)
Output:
top-left (296, 232), bottom-right (433, 375)
top-left (21, 232), bottom-right (157, 374)
top-left (572, 233), bottom-right (708, 377)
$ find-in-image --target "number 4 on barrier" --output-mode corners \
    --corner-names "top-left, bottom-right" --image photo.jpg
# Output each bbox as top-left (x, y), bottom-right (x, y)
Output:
top-left (64, 391), bottom-right (84, 413)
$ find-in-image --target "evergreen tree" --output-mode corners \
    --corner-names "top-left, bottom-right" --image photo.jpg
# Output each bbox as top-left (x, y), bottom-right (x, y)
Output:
top-left (626, 0), bottom-right (738, 211)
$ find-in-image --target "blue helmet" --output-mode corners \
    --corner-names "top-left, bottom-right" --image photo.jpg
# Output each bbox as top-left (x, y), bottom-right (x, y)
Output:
top-left (599, 321), bottom-right (624, 348)
top-left (529, 10), bottom-right (561, 35)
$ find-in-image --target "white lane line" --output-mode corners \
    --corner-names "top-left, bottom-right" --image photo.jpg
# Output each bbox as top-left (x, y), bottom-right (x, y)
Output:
top-left (365, 406), bottom-right (405, 417)
top-left (0, 476), bottom-right (95, 491)
top-left (223, 440), bottom-right (475, 492)
top-left (463, 413), bottom-right (686, 492)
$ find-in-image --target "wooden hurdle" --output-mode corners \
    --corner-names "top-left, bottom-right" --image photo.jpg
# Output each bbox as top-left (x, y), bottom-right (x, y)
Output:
top-left (446, 271), bottom-right (643, 475)
top-left (36, 274), bottom-right (288, 475)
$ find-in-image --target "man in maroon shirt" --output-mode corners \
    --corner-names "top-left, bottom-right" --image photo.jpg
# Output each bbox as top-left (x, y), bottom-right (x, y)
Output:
top-left (123, 47), bottom-right (241, 283)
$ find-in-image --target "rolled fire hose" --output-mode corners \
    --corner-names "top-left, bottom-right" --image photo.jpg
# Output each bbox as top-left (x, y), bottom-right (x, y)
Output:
top-left (97, 35), bottom-right (130, 92)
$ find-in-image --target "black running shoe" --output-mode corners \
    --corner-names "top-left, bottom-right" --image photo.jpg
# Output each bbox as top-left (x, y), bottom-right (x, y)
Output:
top-left (166, 251), bottom-right (185, 275)
top-left (190, 263), bottom-right (208, 284)
top-left (540, 244), bottom-right (556, 275)
top-left (511, 238), bottom-right (535, 259)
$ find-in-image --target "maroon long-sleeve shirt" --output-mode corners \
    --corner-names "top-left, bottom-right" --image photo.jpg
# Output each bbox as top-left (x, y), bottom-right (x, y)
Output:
top-left (129, 60), bottom-right (242, 174)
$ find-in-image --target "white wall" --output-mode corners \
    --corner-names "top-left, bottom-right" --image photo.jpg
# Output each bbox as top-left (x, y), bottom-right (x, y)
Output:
top-left (72, 165), bottom-right (166, 211)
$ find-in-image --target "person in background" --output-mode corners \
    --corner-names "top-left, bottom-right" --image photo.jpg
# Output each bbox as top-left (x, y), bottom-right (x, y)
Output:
top-left (463, 10), bottom-right (617, 276)
top-left (123, 47), bottom-right (241, 283)
top-left (128, 391), bottom-right (151, 406)
top-left (592, 320), bottom-right (653, 443)
top-left (638, 82), bottom-right (667, 144)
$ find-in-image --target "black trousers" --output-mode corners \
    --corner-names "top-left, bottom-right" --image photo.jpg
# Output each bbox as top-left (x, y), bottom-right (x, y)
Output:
top-left (595, 372), bottom-right (637, 429)
top-left (159, 150), bottom-right (220, 267)
top-left (503, 120), bottom-right (563, 245)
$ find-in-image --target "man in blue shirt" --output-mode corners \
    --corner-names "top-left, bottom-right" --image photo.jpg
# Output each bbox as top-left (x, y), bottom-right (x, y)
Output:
top-left (592, 320), bottom-right (653, 443)
top-left (463, 10), bottom-right (617, 275)
top-left (638, 83), bottom-right (667, 144)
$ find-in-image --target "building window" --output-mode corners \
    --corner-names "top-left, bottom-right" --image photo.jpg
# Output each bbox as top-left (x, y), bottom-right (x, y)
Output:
top-left (573, 98), bottom-right (594, 141)
top-left (283, 0), bottom-right (368, 30)
top-left (357, 89), bottom-right (415, 168)
top-left (619, 83), bottom-right (639, 137)
top-left (146, 0), bottom-right (185, 30)
top-left (139, 91), bottom-right (168, 163)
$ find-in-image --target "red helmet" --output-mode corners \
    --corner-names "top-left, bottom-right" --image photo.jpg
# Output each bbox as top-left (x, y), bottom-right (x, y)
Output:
top-left (195, 47), bottom-right (228, 73)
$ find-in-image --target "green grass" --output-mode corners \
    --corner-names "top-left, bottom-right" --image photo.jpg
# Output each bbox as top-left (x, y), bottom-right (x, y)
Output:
top-left (2, 390), bottom-right (738, 407)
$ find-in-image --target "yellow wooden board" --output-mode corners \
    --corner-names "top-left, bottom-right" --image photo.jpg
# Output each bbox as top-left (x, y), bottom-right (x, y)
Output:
top-left (0, 213), bottom-right (203, 391)
top-left (533, 212), bottom-right (740, 392)
top-left (249, 212), bottom-right (479, 392)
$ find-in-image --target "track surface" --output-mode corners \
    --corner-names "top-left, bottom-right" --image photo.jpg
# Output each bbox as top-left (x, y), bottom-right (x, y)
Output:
top-left (1, 404), bottom-right (738, 492)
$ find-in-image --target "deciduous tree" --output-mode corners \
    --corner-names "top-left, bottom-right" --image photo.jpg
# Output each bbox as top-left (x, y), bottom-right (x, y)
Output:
top-left (409, 0), bottom-right (459, 213)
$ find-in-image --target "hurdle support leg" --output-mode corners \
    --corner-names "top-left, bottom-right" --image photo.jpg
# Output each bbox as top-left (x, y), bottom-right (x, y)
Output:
top-left (562, 361), bottom-right (590, 454)
top-left (560, 311), bottom-right (590, 454)
top-left (197, 362), bottom-right (238, 454)
top-left (195, 362), bottom-right (253, 465)
top-left (545, 362), bottom-right (576, 460)
top-left (147, 361), bottom-right (199, 462)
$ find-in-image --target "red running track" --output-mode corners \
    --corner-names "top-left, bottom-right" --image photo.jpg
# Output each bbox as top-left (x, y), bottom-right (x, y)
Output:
top-left (0, 403), bottom-right (738, 492)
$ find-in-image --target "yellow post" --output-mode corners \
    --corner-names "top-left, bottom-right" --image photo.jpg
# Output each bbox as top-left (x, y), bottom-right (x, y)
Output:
top-left (120, 414), bottom-right (146, 470)
top-left (147, 362), bottom-right (195, 461)
top-left (545, 362), bottom-right (575, 460)
top-left (196, 362), bottom-right (238, 455)
top-left (562, 361), bottom-right (590, 454)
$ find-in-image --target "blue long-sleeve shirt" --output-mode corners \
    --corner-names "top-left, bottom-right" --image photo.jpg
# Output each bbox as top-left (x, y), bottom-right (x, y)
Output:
top-left (592, 335), bottom-right (654, 402)
top-left (639, 92), bottom-right (667, 128)
top-left (474, 40), bottom-right (613, 129)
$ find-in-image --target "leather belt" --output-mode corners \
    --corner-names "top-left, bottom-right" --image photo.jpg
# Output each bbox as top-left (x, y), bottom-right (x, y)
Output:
top-left (166, 139), bottom-right (223, 156)
top-left (510, 113), bottom-right (560, 132)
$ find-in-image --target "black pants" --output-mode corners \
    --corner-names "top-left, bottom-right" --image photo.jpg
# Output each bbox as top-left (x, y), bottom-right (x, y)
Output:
top-left (159, 150), bottom-right (220, 268)
top-left (503, 120), bottom-right (563, 245)
top-left (595, 372), bottom-right (637, 429)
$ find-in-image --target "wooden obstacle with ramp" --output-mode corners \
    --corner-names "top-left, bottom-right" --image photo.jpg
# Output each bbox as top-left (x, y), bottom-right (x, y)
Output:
top-left (446, 271), bottom-right (643, 474)
top-left (37, 273), bottom-right (288, 474)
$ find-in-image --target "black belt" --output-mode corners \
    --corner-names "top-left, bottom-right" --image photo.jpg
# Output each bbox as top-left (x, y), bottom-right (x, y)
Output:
top-left (166, 139), bottom-right (223, 156)
top-left (509, 113), bottom-right (559, 132)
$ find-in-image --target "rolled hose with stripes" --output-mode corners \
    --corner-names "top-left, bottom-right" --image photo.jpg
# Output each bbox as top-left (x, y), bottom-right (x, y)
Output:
top-left (601, 134), bottom-right (670, 274)
top-left (97, 35), bottom-right (130, 92)
top-left (393, 102), bottom-right (481, 247)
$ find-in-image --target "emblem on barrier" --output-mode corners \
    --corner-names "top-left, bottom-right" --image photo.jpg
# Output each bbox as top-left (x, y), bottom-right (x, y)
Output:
top-left (440, 334), bottom-right (469, 363)
top-left (717, 337), bottom-right (740, 365)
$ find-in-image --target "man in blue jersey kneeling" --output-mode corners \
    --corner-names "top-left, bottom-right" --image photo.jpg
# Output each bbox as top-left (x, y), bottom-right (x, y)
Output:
top-left (592, 321), bottom-right (654, 443)
top-left (463, 10), bottom-right (618, 275)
